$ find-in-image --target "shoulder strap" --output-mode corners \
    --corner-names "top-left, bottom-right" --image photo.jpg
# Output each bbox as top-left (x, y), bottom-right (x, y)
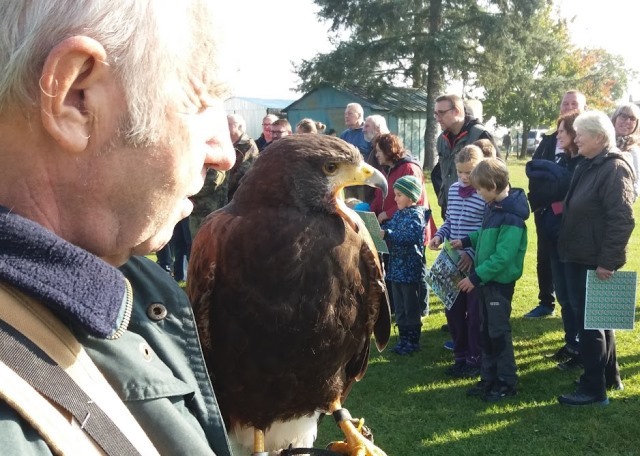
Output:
top-left (0, 284), bottom-right (159, 456)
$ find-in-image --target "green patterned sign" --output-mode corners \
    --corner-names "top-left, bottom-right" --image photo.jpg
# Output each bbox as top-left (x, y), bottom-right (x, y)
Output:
top-left (355, 210), bottom-right (389, 254)
top-left (584, 270), bottom-right (637, 330)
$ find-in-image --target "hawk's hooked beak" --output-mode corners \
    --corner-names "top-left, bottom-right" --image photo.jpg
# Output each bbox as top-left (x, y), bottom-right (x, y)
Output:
top-left (329, 162), bottom-right (388, 199)
top-left (329, 162), bottom-right (388, 231)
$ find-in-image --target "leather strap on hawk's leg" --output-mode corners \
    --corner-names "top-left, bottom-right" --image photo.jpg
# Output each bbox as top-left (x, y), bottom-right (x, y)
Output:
top-left (332, 408), bottom-right (352, 425)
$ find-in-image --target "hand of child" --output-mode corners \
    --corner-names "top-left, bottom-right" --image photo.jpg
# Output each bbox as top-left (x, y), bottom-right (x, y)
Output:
top-left (380, 229), bottom-right (385, 239)
top-left (457, 277), bottom-right (474, 292)
top-left (427, 236), bottom-right (442, 250)
top-left (457, 251), bottom-right (473, 273)
top-left (377, 212), bottom-right (389, 224)
top-left (450, 239), bottom-right (463, 250)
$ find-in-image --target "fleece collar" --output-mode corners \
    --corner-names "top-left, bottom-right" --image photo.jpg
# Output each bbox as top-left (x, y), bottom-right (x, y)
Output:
top-left (0, 206), bottom-right (129, 338)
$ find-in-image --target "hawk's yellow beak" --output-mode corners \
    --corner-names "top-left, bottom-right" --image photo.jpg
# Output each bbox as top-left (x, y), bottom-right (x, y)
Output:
top-left (329, 162), bottom-right (388, 199)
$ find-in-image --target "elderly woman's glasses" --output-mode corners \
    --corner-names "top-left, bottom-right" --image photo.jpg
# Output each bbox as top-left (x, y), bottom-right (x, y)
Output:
top-left (619, 113), bottom-right (637, 123)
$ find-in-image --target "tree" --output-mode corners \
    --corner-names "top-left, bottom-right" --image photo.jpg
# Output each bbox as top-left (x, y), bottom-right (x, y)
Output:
top-left (472, 2), bottom-right (630, 158)
top-left (296, 0), bottom-right (495, 170)
top-left (296, 0), bottom-right (632, 164)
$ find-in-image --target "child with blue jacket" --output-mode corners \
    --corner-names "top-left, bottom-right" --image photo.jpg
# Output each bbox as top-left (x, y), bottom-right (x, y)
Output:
top-left (381, 175), bottom-right (427, 355)
top-left (452, 158), bottom-right (530, 401)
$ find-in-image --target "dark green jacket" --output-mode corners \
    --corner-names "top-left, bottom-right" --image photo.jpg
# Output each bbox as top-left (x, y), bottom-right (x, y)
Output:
top-left (461, 188), bottom-right (530, 286)
top-left (0, 205), bottom-right (232, 455)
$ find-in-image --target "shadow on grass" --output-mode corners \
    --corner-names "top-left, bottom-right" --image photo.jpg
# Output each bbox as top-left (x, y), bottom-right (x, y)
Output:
top-left (319, 329), bottom-right (640, 456)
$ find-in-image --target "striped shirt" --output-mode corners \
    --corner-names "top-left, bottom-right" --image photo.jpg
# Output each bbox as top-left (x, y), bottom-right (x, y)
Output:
top-left (435, 182), bottom-right (485, 258)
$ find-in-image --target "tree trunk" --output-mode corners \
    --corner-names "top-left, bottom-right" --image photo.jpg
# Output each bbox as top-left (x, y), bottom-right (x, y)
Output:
top-left (423, 0), bottom-right (444, 172)
top-left (519, 125), bottom-right (530, 159)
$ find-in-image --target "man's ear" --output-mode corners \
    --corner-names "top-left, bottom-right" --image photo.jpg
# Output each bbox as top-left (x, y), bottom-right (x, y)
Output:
top-left (39, 36), bottom-right (110, 154)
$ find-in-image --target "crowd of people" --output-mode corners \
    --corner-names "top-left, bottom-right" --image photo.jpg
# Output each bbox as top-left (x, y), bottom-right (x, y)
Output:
top-left (432, 90), bottom-right (635, 406)
top-left (0, 1), bottom-right (636, 452)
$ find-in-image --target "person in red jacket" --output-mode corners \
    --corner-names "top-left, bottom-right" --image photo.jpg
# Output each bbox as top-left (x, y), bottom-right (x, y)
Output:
top-left (370, 134), bottom-right (435, 232)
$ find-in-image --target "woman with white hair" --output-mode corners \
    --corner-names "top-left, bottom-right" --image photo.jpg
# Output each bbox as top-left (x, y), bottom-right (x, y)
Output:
top-left (557, 110), bottom-right (635, 407)
top-left (611, 102), bottom-right (640, 198)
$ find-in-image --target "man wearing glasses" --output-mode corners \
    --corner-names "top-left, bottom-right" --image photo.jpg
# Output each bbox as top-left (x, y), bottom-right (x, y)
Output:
top-left (434, 94), bottom-right (496, 219)
top-left (256, 114), bottom-right (279, 152)
top-left (269, 119), bottom-right (292, 144)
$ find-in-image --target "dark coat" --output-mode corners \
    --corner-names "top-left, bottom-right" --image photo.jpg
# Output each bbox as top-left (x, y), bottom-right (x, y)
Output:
top-left (558, 150), bottom-right (635, 270)
top-left (526, 158), bottom-right (571, 212)
top-left (436, 117), bottom-right (496, 207)
top-left (532, 131), bottom-right (558, 161)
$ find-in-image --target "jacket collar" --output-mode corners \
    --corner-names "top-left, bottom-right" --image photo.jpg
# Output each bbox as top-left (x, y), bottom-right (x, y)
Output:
top-left (0, 206), bottom-right (130, 338)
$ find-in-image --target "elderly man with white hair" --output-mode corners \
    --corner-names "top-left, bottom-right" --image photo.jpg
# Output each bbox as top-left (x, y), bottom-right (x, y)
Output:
top-left (363, 114), bottom-right (390, 142)
top-left (227, 114), bottom-right (259, 200)
top-left (340, 102), bottom-right (371, 159)
top-left (0, 1), bottom-right (237, 454)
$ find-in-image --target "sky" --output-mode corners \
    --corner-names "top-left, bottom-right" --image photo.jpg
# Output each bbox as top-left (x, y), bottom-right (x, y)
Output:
top-left (218, 0), bottom-right (640, 102)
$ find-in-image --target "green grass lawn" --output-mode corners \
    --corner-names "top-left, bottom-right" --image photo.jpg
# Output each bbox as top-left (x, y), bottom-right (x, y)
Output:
top-left (316, 156), bottom-right (640, 455)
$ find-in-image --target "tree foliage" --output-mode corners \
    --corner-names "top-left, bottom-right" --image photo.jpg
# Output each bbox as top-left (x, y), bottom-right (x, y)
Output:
top-left (296, 0), bottom-right (633, 163)
top-left (478, 2), bottom-right (630, 157)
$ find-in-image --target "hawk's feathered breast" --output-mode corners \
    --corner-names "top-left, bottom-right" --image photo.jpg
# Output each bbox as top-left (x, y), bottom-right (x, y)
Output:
top-left (188, 135), bottom-right (390, 432)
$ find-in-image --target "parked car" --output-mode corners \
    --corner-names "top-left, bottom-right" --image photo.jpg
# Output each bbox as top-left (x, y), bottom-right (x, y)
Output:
top-left (527, 129), bottom-right (547, 154)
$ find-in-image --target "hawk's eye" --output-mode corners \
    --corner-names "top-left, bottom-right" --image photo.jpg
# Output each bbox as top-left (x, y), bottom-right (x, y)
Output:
top-left (323, 162), bottom-right (339, 175)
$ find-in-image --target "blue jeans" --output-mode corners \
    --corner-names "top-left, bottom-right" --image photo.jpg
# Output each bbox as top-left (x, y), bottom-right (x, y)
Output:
top-left (549, 244), bottom-right (579, 352)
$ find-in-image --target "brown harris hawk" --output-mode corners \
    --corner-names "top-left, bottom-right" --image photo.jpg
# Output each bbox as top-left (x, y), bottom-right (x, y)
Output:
top-left (188, 134), bottom-right (391, 455)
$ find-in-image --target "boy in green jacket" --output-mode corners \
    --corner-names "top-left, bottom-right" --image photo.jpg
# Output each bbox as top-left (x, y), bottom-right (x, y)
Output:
top-left (451, 158), bottom-right (530, 401)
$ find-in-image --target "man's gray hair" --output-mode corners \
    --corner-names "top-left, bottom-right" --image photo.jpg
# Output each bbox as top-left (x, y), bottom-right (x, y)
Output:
top-left (574, 110), bottom-right (617, 149)
top-left (0, 0), bottom-right (220, 146)
top-left (228, 114), bottom-right (246, 133)
top-left (346, 103), bottom-right (364, 117)
top-left (366, 115), bottom-right (390, 134)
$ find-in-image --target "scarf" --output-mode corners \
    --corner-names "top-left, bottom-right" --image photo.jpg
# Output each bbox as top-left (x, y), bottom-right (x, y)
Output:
top-left (458, 184), bottom-right (476, 198)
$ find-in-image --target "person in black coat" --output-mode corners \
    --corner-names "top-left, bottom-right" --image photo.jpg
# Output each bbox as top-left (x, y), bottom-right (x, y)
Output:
top-left (524, 90), bottom-right (586, 319)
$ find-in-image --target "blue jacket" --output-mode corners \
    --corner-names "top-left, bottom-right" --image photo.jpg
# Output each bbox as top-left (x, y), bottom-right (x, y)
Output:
top-left (383, 205), bottom-right (426, 284)
top-left (340, 126), bottom-right (372, 158)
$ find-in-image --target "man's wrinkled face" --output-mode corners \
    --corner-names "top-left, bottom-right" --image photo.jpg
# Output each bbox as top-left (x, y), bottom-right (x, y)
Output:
top-left (345, 109), bottom-right (361, 129)
top-left (228, 118), bottom-right (242, 143)
top-left (560, 93), bottom-right (585, 115)
top-left (363, 118), bottom-right (377, 142)
top-left (112, 80), bottom-right (236, 258)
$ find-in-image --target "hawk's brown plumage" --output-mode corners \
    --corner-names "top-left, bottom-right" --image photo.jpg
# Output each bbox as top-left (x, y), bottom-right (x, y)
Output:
top-left (188, 134), bottom-right (391, 443)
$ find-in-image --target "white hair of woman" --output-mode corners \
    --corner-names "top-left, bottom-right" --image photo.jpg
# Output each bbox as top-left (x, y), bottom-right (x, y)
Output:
top-left (574, 110), bottom-right (617, 150)
top-left (0, 0), bottom-right (219, 146)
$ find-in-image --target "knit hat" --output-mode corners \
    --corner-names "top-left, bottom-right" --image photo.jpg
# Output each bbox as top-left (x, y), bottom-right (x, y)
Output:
top-left (394, 175), bottom-right (422, 202)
